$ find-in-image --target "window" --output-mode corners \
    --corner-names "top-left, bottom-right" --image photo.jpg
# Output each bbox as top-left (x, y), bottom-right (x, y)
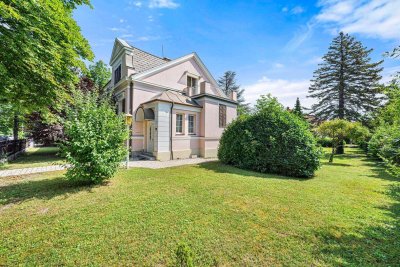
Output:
top-left (114, 65), bottom-right (121, 85)
top-left (219, 104), bottom-right (226, 128)
top-left (187, 76), bottom-right (197, 95)
top-left (176, 114), bottom-right (183, 134)
top-left (188, 115), bottom-right (195, 134)
top-left (121, 99), bottom-right (126, 114)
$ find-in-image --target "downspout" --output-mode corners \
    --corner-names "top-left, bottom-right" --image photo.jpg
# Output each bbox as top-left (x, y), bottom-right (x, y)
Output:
top-left (129, 79), bottom-right (134, 154)
top-left (170, 102), bottom-right (174, 160)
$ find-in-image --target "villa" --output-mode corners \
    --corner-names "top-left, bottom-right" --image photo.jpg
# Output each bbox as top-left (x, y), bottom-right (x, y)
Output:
top-left (106, 38), bottom-right (238, 161)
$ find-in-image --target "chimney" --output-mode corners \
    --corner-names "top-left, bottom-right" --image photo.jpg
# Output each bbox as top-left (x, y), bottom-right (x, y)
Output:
top-left (229, 90), bottom-right (237, 101)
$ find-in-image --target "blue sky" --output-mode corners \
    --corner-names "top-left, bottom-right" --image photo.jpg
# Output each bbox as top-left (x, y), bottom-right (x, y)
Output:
top-left (74, 0), bottom-right (400, 108)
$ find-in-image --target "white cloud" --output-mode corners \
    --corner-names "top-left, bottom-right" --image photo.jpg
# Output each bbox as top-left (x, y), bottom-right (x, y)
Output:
top-left (121, 34), bottom-right (134, 38)
top-left (285, 21), bottom-right (317, 51)
top-left (136, 36), bottom-right (160, 42)
top-left (317, 0), bottom-right (400, 40)
top-left (274, 63), bottom-right (285, 69)
top-left (291, 6), bottom-right (305, 14)
top-left (134, 1), bottom-right (142, 7)
top-left (286, 0), bottom-right (400, 51)
top-left (108, 27), bottom-right (128, 32)
top-left (282, 5), bottom-right (305, 14)
top-left (148, 15), bottom-right (154, 22)
top-left (149, 0), bottom-right (179, 9)
top-left (119, 19), bottom-right (126, 23)
top-left (244, 76), bottom-right (314, 108)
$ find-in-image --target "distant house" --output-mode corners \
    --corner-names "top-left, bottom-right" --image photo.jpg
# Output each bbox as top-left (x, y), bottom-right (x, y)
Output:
top-left (106, 38), bottom-right (237, 161)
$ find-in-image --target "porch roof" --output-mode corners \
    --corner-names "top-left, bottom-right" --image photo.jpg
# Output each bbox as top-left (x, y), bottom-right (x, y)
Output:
top-left (143, 91), bottom-right (202, 108)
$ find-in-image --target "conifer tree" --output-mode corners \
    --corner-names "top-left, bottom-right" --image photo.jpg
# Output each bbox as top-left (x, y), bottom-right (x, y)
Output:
top-left (308, 32), bottom-right (383, 121)
top-left (308, 32), bottom-right (382, 153)
top-left (293, 97), bottom-right (302, 116)
top-left (218, 71), bottom-right (250, 115)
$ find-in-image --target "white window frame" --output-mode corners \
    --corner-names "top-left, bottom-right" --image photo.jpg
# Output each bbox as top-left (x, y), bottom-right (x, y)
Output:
top-left (176, 113), bottom-right (184, 134)
top-left (188, 114), bottom-right (196, 135)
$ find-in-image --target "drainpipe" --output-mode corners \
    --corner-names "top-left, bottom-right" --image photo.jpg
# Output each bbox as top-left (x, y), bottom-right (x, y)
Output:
top-left (170, 102), bottom-right (174, 160)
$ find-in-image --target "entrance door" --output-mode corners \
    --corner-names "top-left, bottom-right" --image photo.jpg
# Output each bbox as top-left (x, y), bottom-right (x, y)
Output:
top-left (146, 121), bottom-right (154, 153)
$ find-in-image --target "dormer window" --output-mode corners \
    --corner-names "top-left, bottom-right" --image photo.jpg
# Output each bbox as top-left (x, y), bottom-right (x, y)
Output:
top-left (114, 65), bottom-right (121, 85)
top-left (187, 76), bottom-right (198, 95)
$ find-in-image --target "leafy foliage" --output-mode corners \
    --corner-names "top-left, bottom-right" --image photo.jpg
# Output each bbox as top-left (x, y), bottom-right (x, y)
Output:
top-left (175, 242), bottom-right (194, 267)
top-left (61, 90), bottom-right (127, 184)
top-left (316, 120), bottom-right (370, 162)
top-left (88, 60), bottom-right (111, 92)
top-left (218, 95), bottom-right (321, 178)
top-left (369, 83), bottom-right (400, 177)
top-left (218, 71), bottom-right (250, 115)
top-left (0, 0), bottom-right (93, 118)
top-left (308, 32), bottom-right (383, 121)
top-left (25, 113), bottom-right (63, 146)
top-left (317, 136), bottom-right (333, 148)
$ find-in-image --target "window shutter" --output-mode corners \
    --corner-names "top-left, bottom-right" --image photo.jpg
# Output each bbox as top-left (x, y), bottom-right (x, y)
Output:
top-left (219, 104), bottom-right (226, 128)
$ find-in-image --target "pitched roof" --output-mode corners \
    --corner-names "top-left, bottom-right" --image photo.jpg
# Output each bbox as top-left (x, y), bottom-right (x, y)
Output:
top-left (116, 38), bottom-right (170, 73)
top-left (143, 90), bottom-right (201, 107)
top-left (130, 46), bottom-right (170, 73)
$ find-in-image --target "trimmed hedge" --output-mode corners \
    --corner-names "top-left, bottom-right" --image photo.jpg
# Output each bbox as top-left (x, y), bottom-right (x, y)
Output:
top-left (218, 110), bottom-right (321, 178)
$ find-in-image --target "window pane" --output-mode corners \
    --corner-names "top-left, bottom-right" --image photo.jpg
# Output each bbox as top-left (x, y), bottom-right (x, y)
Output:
top-left (188, 115), bottom-right (195, 134)
top-left (176, 114), bottom-right (183, 133)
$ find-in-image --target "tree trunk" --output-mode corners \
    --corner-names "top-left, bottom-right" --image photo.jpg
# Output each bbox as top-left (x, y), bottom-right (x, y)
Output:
top-left (329, 146), bottom-right (335, 163)
top-left (337, 32), bottom-right (345, 154)
top-left (336, 140), bottom-right (344, 154)
top-left (13, 114), bottom-right (19, 141)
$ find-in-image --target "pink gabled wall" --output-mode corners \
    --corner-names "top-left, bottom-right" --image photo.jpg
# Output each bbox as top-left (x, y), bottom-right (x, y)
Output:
top-left (142, 58), bottom-right (220, 96)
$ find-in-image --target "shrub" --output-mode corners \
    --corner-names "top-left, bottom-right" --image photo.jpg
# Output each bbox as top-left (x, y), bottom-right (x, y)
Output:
top-left (369, 124), bottom-right (400, 178)
top-left (317, 136), bottom-right (333, 147)
top-left (176, 242), bottom-right (194, 267)
top-left (60, 90), bottom-right (128, 184)
top-left (218, 95), bottom-right (321, 178)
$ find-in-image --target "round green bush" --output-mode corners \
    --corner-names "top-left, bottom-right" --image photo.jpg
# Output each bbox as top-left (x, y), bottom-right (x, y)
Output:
top-left (218, 110), bottom-right (321, 178)
top-left (317, 136), bottom-right (333, 147)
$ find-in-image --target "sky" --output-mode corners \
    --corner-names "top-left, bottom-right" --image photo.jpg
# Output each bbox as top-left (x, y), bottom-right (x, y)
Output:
top-left (74, 0), bottom-right (400, 109)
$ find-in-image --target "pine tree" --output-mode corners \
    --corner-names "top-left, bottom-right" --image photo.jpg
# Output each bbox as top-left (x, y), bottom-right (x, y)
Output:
top-left (293, 97), bottom-right (302, 116)
top-left (308, 32), bottom-right (382, 153)
top-left (308, 32), bottom-right (383, 121)
top-left (218, 71), bottom-right (250, 115)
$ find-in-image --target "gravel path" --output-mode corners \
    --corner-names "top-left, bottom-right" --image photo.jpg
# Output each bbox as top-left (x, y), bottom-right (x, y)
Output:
top-left (0, 158), bottom-right (217, 177)
top-left (0, 165), bottom-right (67, 178)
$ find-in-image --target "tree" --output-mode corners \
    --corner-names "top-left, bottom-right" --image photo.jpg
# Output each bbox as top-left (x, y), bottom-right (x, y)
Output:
top-left (0, 0), bottom-right (93, 139)
top-left (88, 60), bottom-right (111, 92)
top-left (316, 119), bottom-right (369, 162)
top-left (308, 32), bottom-right (382, 153)
top-left (218, 71), bottom-right (250, 115)
top-left (61, 90), bottom-right (128, 184)
top-left (293, 97), bottom-right (302, 116)
top-left (308, 32), bottom-right (382, 120)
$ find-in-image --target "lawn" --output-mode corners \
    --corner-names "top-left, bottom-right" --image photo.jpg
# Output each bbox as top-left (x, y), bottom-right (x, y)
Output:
top-left (0, 148), bottom-right (399, 266)
top-left (0, 146), bottom-right (64, 170)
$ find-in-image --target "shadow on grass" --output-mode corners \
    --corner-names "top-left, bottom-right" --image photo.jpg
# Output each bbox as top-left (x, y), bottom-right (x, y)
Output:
top-left (197, 161), bottom-right (308, 181)
top-left (322, 162), bottom-right (352, 167)
top-left (0, 177), bottom-right (96, 206)
top-left (313, 158), bottom-right (400, 265)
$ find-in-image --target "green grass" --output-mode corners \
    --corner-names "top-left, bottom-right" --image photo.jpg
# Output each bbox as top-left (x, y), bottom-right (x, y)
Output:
top-left (0, 146), bottom-right (64, 170)
top-left (0, 148), bottom-right (399, 266)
